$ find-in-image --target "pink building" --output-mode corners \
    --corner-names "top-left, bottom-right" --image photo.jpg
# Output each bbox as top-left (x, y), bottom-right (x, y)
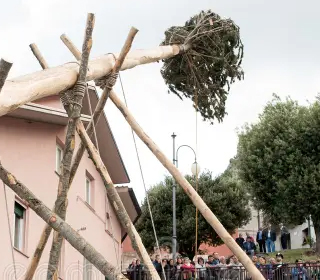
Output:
top-left (0, 85), bottom-right (141, 279)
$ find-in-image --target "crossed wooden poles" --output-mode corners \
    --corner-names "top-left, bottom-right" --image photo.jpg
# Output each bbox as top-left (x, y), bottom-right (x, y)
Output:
top-left (0, 13), bottom-right (264, 280)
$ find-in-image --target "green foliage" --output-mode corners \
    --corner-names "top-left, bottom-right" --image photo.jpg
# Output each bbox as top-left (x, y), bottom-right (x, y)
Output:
top-left (160, 10), bottom-right (244, 124)
top-left (236, 95), bottom-right (320, 239)
top-left (135, 170), bottom-right (251, 258)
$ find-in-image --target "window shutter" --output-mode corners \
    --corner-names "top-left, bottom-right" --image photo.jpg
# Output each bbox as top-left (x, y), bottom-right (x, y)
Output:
top-left (14, 202), bottom-right (24, 218)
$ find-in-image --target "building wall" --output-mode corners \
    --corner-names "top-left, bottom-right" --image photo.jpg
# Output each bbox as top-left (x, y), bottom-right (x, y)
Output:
top-left (0, 116), bottom-right (122, 279)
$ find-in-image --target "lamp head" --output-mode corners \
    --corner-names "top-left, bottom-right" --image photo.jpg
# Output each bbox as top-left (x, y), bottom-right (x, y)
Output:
top-left (191, 161), bottom-right (200, 176)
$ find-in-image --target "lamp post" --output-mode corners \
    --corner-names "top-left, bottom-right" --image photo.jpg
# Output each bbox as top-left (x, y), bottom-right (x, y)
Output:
top-left (171, 133), bottom-right (200, 262)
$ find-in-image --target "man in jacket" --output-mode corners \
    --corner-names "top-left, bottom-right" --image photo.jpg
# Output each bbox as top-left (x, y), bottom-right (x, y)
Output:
top-left (256, 227), bottom-right (266, 253)
top-left (264, 224), bottom-right (276, 253)
top-left (280, 223), bottom-right (289, 250)
top-left (243, 237), bottom-right (256, 257)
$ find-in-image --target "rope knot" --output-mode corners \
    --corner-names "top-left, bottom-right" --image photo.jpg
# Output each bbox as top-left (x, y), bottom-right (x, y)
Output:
top-left (94, 72), bottom-right (119, 90)
top-left (71, 81), bottom-right (87, 107)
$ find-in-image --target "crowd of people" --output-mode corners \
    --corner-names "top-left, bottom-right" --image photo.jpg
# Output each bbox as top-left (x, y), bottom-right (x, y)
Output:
top-left (127, 252), bottom-right (320, 280)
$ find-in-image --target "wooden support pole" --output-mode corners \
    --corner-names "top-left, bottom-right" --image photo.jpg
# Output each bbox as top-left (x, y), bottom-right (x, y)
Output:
top-left (0, 43), bottom-right (189, 117)
top-left (46, 13), bottom-right (95, 280)
top-left (0, 58), bottom-right (12, 93)
top-left (108, 90), bottom-right (265, 280)
top-left (25, 27), bottom-right (142, 280)
top-left (60, 34), bottom-right (81, 60)
top-left (60, 28), bottom-right (160, 280)
top-left (29, 44), bottom-right (49, 69)
top-left (76, 120), bottom-right (161, 280)
top-left (0, 161), bottom-right (123, 280)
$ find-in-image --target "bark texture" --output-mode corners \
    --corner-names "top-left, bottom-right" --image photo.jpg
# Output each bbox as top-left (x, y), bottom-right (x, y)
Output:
top-left (0, 162), bottom-right (123, 280)
top-left (0, 44), bottom-right (189, 117)
top-left (109, 89), bottom-right (264, 280)
top-left (29, 44), bottom-right (49, 69)
top-left (0, 58), bottom-right (12, 93)
top-left (76, 120), bottom-right (161, 280)
top-left (69, 26), bottom-right (139, 183)
top-left (46, 13), bottom-right (95, 280)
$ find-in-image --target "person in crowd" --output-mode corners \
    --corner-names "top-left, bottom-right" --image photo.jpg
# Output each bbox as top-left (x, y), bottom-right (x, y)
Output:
top-left (264, 224), bottom-right (277, 253)
top-left (279, 223), bottom-right (289, 250)
top-left (269, 257), bottom-right (277, 265)
top-left (165, 259), bottom-right (175, 280)
top-left (206, 253), bottom-right (219, 266)
top-left (153, 255), bottom-right (162, 276)
top-left (135, 259), bottom-right (144, 280)
top-left (229, 255), bottom-right (241, 266)
top-left (246, 232), bottom-right (254, 242)
top-left (256, 227), bottom-right (266, 253)
top-left (235, 233), bottom-right (245, 250)
top-left (128, 259), bottom-right (137, 280)
top-left (291, 259), bottom-right (308, 280)
top-left (275, 253), bottom-right (284, 265)
top-left (252, 255), bottom-right (260, 268)
top-left (181, 257), bottom-right (195, 280)
top-left (259, 256), bottom-right (267, 266)
top-left (243, 236), bottom-right (256, 257)
top-left (195, 257), bottom-right (206, 280)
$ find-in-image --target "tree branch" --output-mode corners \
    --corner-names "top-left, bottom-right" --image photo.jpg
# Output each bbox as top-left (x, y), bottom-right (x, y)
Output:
top-left (0, 58), bottom-right (12, 93)
top-left (46, 13), bottom-right (95, 280)
top-left (67, 26), bottom-right (139, 184)
top-left (0, 161), bottom-right (123, 280)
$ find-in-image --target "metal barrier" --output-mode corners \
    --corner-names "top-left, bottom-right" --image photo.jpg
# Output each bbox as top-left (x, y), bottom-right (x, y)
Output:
top-left (126, 263), bottom-right (320, 280)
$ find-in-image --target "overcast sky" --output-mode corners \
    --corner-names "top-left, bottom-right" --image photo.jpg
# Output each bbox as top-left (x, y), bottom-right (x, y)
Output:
top-left (1, 0), bottom-right (319, 203)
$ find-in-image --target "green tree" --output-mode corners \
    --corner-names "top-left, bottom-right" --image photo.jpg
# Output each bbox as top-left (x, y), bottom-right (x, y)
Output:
top-left (236, 95), bottom-right (320, 252)
top-left (135, 170), bottom-right (251, 259)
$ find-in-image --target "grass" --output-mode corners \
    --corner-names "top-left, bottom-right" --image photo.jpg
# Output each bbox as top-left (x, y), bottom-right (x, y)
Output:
top-left (258, 248), bottom-right (320, 263)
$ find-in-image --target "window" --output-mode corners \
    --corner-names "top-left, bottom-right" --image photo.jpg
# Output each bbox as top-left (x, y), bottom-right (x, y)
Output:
top-left (56, 145), bottom-right (63, 174)
top-left (14, 201), bottom-right (26, 251)
top-left (85, 177), bottom-right (91, 205)
top-left (83, 258), bottom-right (92, 280)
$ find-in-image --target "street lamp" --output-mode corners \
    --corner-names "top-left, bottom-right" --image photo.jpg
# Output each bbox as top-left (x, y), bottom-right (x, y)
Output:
top-left (171, 133), bottom-right (200, 262)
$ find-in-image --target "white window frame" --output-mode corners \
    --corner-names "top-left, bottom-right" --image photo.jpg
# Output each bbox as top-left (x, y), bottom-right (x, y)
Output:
top-left (85, 177), bottom-right (91, 205)
top-left (83, 257), bottom-right (92, 280)
top-left (13, 201), bottom-right (26, 251)
top-left (56, 145), bottom-right (63, 174)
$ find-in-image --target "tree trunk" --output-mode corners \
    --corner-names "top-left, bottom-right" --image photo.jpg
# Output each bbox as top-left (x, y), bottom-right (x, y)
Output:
top-left (46, 13), bottom-right (95, 280)
top-left (313, 220), bottom-right (320, 254)
top-left (109, 89), bottom-right (264, 280)
top-left (0, 44), bottom-right (189, 117)
top-left (76, 119), bottom-right (161, 280)
top-left (0, 162), bottom-right (124, 280)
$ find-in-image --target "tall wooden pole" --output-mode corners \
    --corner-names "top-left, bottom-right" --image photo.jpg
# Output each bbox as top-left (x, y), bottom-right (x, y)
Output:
top-left (60, 32), bottom-right (161, 280)
top-left (46, 13), bottom-right (95, 280)
top-left (108, 90), bottom-right (264, 280)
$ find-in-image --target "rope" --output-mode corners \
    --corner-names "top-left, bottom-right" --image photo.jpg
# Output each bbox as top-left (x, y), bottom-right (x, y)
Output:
top-left (105, 189), bottom-right (120, 267)
top-left (118, 73), bottom-right (166, 279)
top-left (85, 86), bottom-right (100, 153)
top-left (3, 183), bottom-right (18, 280)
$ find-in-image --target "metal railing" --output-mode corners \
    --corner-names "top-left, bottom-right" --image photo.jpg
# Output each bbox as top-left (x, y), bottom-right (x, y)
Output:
top-left (126, 263), bottom-right (320, 280)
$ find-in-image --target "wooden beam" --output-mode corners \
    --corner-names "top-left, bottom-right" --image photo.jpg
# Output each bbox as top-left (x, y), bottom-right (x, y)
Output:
top-left (0, 44), bottom-right (189, 117)
top-left (108, 89), bottom-right (265, 280)
top-left (0, 58), bottom-right (12, 93)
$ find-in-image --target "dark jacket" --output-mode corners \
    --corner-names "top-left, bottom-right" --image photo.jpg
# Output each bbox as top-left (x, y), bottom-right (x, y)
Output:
top-left (235, 237), bottom-right (245, 249)
top-left (264, 229), bottom-right (276, 241)
top-left (243, 241), bottom-right (256, 252)
top-left (256, 230), bottom-right (266, 241)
